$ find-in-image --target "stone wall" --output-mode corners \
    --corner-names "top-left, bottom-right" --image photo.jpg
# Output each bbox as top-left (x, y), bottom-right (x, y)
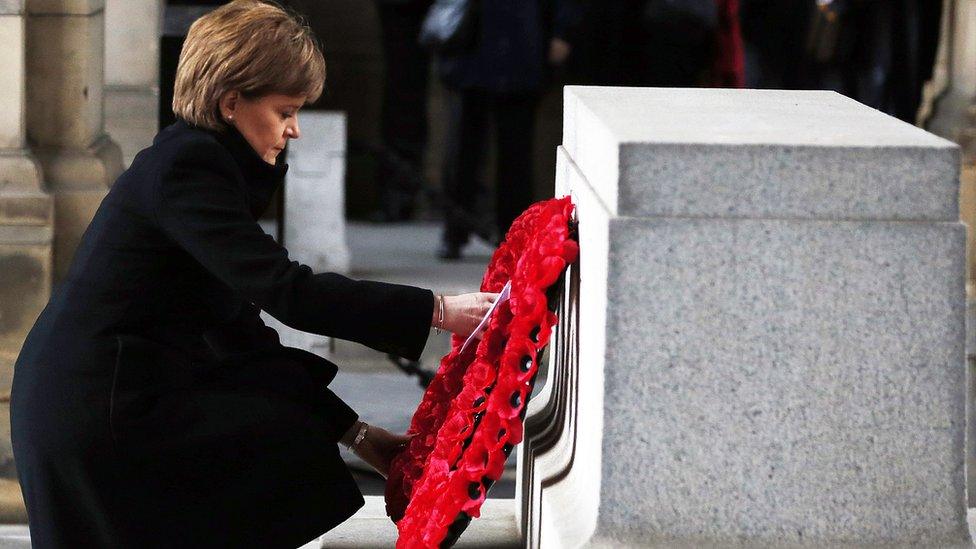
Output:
top-left (26, 0), bottom-right (123, 282)
top-left (0, 0), bottom-right (50, 521)
top-left (104, 0), bottom-right (159, 90)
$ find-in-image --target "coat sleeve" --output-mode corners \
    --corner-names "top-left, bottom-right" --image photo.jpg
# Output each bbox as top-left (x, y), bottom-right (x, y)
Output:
top-left (154, 139), bottom-right (434, 361)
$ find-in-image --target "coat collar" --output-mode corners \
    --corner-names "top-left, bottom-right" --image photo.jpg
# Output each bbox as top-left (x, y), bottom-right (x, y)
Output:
top-left (163, 120), bottom-right (288, 218)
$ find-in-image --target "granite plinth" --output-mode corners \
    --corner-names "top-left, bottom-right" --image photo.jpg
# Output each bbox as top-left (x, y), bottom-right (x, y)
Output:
top-left (521, 87), bottom-right (970, 548)
top-left (563, 87), bottom-right (959, 221)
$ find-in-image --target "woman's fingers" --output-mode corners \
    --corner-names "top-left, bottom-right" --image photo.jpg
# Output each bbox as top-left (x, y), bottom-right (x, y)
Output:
top-left (440, 291), bottom-right (504, 337)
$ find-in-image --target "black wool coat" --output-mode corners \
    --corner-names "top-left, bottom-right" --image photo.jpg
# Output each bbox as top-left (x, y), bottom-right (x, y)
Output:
top-left (10, 120), bottom-right (435, 548)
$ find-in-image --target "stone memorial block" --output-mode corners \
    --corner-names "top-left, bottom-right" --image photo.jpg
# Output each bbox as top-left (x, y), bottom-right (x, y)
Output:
top-left (519, 87), bottom-right (970, 548)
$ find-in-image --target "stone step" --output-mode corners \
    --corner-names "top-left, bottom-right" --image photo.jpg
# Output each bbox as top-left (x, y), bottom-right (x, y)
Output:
top-left (10, 506), bottom-right (976, 549)
top-left (311, 496), bottom-right (520, 548)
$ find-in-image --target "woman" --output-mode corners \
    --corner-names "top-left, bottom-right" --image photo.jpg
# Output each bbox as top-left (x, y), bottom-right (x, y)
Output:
top-left (10, 2), bottom-right (496, 547)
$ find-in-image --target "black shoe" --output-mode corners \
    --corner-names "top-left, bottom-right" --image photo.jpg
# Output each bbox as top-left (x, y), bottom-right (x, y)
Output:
top-left (436, 240), bottom-right (464, 261)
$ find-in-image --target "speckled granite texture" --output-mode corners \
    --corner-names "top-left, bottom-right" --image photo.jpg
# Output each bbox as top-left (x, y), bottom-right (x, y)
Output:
top-left (522, 88), bottom-right (971, 548)
top-left (563, 87), bottom-right (959, 221)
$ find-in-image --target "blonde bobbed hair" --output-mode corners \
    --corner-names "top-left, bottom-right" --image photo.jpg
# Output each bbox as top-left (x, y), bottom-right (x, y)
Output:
top-left (172, 0), bottom-right (326, 131)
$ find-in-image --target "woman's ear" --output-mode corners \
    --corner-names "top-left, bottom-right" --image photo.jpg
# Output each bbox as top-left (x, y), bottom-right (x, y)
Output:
top-left (218, 90), bottom-right (241, 123)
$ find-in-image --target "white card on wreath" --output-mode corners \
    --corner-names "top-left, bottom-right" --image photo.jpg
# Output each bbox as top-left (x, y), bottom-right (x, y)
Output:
top-left (460, 280), bottom-right (511, 355)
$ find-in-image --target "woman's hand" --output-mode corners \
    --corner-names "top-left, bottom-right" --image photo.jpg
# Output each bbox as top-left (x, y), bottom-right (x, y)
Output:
top-left (434, 292), bottom-right (500, 338)
top-left (347, 422), bottom-right (413, 479)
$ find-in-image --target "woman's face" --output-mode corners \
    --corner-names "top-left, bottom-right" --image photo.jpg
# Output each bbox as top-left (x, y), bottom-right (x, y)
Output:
top-left (219, 92), bottom-right (306, 164)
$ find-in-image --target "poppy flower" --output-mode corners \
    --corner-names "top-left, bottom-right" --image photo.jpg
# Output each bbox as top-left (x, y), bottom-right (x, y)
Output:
top-left (385, 197), bottom-right (578, 547)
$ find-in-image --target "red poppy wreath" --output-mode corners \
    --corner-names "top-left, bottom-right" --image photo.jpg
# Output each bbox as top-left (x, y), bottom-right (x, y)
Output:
top-left (385, 196), bottom-right (578, 548)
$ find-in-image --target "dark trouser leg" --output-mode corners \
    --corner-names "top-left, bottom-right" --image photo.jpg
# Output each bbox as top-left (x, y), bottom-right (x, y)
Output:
top-left (493, 92), bottom-right (539, 239)
top-left (441, 88), bottom-right (489, 246)
top-left (375, 0), bottom-right (432, 220)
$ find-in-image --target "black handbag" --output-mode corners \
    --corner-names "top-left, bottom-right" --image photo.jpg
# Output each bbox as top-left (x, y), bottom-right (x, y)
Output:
top-left (418, 0), bottom-right (479, 54)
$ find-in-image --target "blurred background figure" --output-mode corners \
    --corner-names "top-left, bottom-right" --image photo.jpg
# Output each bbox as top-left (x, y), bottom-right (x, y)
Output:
top-left (372, 0), bottom-right (434, 222)
top-left (434, 0), bottom-right (582, 260)
top-left (568, 0), bottom-right (743, 87)
top-left (740, 0), bottom-right (943, 122)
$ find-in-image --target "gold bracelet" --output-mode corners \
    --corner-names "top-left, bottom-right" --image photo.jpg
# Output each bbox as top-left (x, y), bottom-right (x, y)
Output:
top-left (434, 294), bottom-right (445, 335)
top-left (349, 422), bottom-right (369, 451)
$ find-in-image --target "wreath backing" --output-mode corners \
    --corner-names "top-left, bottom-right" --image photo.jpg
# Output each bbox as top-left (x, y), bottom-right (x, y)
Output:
top-left (385, 196), bottom-right (578, 548)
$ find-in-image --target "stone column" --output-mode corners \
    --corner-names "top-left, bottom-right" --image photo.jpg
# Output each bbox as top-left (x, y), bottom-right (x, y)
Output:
top-left (0, 0), bottom-right (52, 521)
top-left (104, 0), bottom-right (159, 90)
top-left (520, 87), bottom-right (969, 547)
top-left (284, 111), bottom-right (351, 274)
top-left (25, 0), bottom-right (123, 282)
top-left (103, 0), bottom-right (161, 165)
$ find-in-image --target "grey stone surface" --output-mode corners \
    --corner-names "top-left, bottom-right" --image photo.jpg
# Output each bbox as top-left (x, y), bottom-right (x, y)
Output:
top-left (523, 88), bottom-right (972, 547)
top-left (104, 87), bottom-right (157, 167)
top-left (315, 496), bottom-right (520, 548)
top-left (601, 216), bottom-right (967, 546)
top-left (0, 2), bottom-right (22, 16)
top-left (563, 87), bottom-right (960, 221)
top-left (968, 297), bottom-right (976, 508)
top-left (0, 525), bottom-right (28, 548)
top-left (284, 112), bottom-right (350, 273)
top-left (26, 0), bottom-right (104, 15)
top-left (104, 0), bottom-right (158, 89)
